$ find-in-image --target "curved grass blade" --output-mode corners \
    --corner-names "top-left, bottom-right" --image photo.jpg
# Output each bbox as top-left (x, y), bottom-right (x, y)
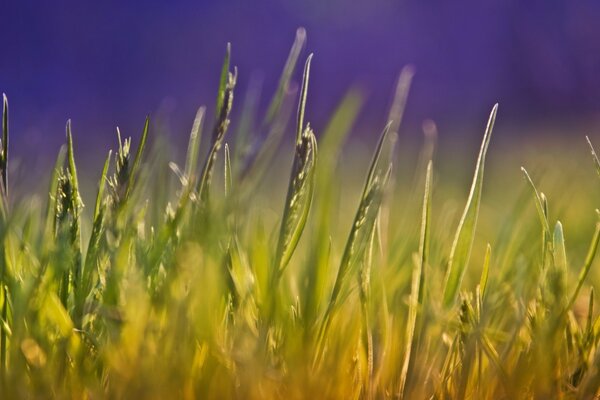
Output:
top-left (314, 124), bottom-right (395, 365)
top-left (442, 104), bottom-right (498, 308)
top-left (480, 243), bottom-right (491, 300)
top-left (273, 56), bottom-right (317, 275)
top-left (94, 150), bottom-right (112, 221)
top-left (551, 221), bottom-right (568, 306)
top-left (198, 45), bottom-right (237, 204)
top-left (44, 146), bottom-right (67, 243)
top-left (399, 160), bottom-right (432, 399)
top-left (216, 43), bottom-right (231, 119)
top-left (224, 143), bottom-right (232, 198)
top-left (295, 54), bottom-right (313, 144)
top-left (586, 136), bottom-right (600, 177)
top-left (567, 215), bottom-right (600, 310)
top-left (184, 106), bottom-right (205, 182)
top-left (1, 94), bottom-right (8, 203)
top-left (520, 167), bottom-right (551, 238)
top-left (124, 116), bottom-right (150, 201)
top-left (264, 27), bottom-right (306, 127)
top-left (66, 120), bottom-right (83, 231)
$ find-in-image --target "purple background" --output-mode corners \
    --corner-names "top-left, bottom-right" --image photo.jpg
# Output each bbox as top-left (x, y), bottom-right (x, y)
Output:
top-left (2, 0), bottom-right (600, 164)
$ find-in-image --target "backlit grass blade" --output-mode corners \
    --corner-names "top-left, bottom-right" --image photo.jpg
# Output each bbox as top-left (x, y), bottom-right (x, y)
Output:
top-left (551, 221), bottom-right (568, 305)
top-left (264, 27), bottom-right (306, 127)
top-left (328, 123), bottom-right (393, 312)
top-left (303, 89), bottom-right (363, 327)
top-left (184, 107), bottom-right (205, 182)
top-left (567, 215), bottom-right (600, 310)
top-left (124, 116), bottom-right (150, 201)
top-left (295, 54), bottom-right (313, 144)
top-left (66, 120), bottom-right (83, 233)
top-left (273, 55), bottom-right (317, 275)
top-left (586, 136), bottom-right (600, 176)
top-left (216, 43), bottom-right (231, 119)
top-left (94, 150), bottom-right (112, 221)
top-left (224, 143), bottom-right (232, 198)
top-left (442, 104), bottom-right (498, 308)
top-left (315, 124), bottom-right (395, 362)
top-left (0, 94), bottom-right (7, 382)
top-left (44, 146), bottom-right (67, 243)
top-left (198, 46), bottom-right (237, 204)
top-left (399, 160), bottom-right (432, 399)
top-left (480, 243), bottom-right (491, 300)
top-left (1, 94), bottom-right (8, 202)
top-left (520, 167), bottom-right (551, 238)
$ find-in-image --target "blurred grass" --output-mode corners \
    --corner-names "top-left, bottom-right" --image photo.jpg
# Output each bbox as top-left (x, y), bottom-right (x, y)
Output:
top-left (2, 30), bottom-right (600, 399)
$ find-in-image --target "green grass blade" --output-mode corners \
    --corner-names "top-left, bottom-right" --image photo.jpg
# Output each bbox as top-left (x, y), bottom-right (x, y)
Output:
top-left (399, 160), bottom-right (432, 399)
top-left (296, 54), bottom-right (313, 144)
top-left (94, 150), bottom-right (112, 221)
top-left (324, 122), bottom-right (394, 322)
top-left (1, 94), bottom-right (8, 200)
top-left (184, 106), bottom-right (206, 182)
top-left (264, 27), bottom-right (306, 127)
top-left (125, 116), bottom-right (150, 200)
top-left (67, 120), bottom-right (82, 219)
top-left (520, 167), bottom-right (551, 238)
top-left (45, 146), bottom-right (67, 242)
top-left (198, 56), bottom-right (237, 203)
top-left (480, 243), bottom-right (491, 300)
top-left (274, 127), bottom-right (318, 274)
top-left (567, 216), bottom-right (600, 310)
top-left (224, 143), bottom-right (232, 198)
top-left (442, 104), bottom-right (498, 308)
top-left (552, 221), bottom-right (568, 304)
top-left (586, 136), bottom-right (600, 176)
top-left (216, 43), bottom-right (231, 119)
top-left (387, 65), bottom-right (415, 137)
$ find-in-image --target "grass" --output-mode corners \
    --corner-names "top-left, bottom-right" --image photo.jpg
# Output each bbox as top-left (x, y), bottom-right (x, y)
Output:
top-left (2, 29), bottom-right (600, 398)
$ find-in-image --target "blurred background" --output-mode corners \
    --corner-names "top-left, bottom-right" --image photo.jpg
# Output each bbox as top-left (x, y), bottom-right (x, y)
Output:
top-left (2, 0), bottom-right (600, 169)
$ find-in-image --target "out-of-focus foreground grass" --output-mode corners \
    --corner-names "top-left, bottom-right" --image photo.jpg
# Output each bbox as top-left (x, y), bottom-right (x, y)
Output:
top-left (2, 30), bottom-right (600, 399)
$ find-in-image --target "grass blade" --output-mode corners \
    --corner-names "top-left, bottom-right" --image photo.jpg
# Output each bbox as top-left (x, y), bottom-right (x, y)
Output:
top-left (567, 215), bottom-right (600, 310)
top-left (295, 54), bottom-right (313, 144)
top-left (94, 150), bottom-right (112, 221)
top-left (273, 56), bottom-right (317, 275)
top-left (442, 104), bottom-right (498, 308)
top-left (1, 94), bottom-right (8, 202)
top-left (124, 116), bottom-right (150, 201)
top-left (224, 143), bottom-right (232, 198)
top-left (586, 136), bottom-right (600, 177)
top-left (315, 123), bottom-right (395, 363)
top-left (399, 160), bottom-right (432, 399)
top-left (520, 167), bottom-right (551, 238)
top-left (216, 43), bottom-right (231, 119)
top-left (264, 27), bottom-right (306, 127)
top-left (184, 107), bottom-right (206, 182)
top-left (198, 46), bottom-right (237, 204)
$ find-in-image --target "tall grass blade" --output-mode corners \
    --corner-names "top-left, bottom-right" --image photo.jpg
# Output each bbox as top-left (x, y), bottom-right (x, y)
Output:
top-left (567, 216), bottom-right (600, 310)
top-left (124, 116), bottom-right (150, 201)
top-left (1, 94), bottom-right (8, 204)
top-left (521, 167), bottom-right (552, 237)
top-left (442, 104), bottom-right (498, 308)
top-left (586, 136), bottom-right (600, 177)
top-left (399, 160), bottom-right (432, 399)
top-left (184, 107), bottom-right (205, 182)
top-left (264, 27), bottom-right (306, 127)
top-left (216, 43), bottom-right (231, 119)
top-left (316, 123), bottom-right (394, 360)
top-left (198, 46), bottom-right (237, 204)
top-left (273, 55), bottom-right (317, 276)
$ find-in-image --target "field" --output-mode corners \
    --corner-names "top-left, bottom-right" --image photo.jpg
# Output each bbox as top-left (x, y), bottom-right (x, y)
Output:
top-left (2, 30), bottom-right (600, 399)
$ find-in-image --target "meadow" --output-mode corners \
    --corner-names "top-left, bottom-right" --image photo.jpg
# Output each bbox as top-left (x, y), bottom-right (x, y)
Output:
top-left (2, 29), bottom-right (600, 399)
